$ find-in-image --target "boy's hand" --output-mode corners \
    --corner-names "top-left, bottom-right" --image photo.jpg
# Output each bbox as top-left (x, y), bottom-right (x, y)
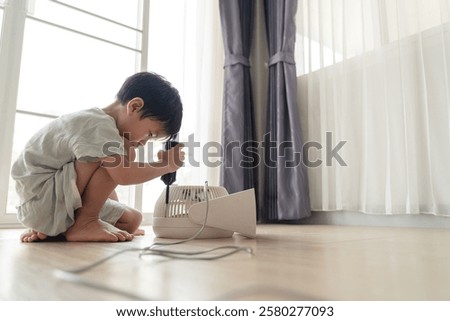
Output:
top-left (157, 143), bottom-right (185, 173)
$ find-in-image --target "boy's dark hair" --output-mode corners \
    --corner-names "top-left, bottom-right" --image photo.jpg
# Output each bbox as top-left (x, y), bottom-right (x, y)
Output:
top-left (116, 72), bottom-right (183, 138)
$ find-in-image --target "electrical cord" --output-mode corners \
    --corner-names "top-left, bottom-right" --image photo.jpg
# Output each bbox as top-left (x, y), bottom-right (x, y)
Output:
top-left (53, 181), bottom-right (254, 298)
top-left (148, 180), bottom-right (212, 248)
top-left (140, 182), bottom-right (253, 258)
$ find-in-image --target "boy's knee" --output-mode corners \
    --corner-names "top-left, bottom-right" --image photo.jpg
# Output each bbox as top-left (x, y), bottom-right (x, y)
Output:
top-left (132, 209), bottom-right (143, 226)
top-left (121, 208), bottom-right (143, 232)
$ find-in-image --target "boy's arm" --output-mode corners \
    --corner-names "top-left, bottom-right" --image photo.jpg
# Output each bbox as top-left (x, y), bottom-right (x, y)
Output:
top-left (108, 190), bottom-right (119, 201)
top-left (100, 144), bottom-right (184, 186)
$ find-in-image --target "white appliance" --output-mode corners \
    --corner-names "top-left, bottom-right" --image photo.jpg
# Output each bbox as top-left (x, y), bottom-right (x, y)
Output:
top-left (152, 185), bottom-right (256, 239)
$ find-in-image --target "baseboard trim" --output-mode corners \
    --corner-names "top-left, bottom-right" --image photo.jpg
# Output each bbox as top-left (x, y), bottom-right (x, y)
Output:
top-left (6, 212), bottom-right (444, 230)
top-left (300, 211), bottom-right (450, 228)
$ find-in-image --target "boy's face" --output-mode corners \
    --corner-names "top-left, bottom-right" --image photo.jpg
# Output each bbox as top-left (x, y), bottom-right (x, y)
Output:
top-left (120, 98), bottom-right (167, 148)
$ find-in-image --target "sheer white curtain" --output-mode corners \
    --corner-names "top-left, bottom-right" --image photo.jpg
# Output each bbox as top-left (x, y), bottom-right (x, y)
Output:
top-left (141, 0), bottom-right (224, 213)
top-left (296, 0), bottom-right (450, 215)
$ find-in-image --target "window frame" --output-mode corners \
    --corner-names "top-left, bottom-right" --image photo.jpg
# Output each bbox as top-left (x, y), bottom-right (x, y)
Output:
top-left (0, 0), bottom-right (150, 226)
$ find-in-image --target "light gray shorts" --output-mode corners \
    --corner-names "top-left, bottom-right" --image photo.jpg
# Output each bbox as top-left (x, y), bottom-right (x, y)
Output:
top-left (17, 162), bottom-right (128, 236)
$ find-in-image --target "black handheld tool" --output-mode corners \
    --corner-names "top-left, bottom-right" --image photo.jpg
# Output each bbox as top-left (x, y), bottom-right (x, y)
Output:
top-left (161, 139), bottom-right (179, 204)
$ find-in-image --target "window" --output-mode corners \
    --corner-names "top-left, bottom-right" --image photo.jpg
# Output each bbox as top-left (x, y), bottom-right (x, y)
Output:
top-left (295, 0), bottom-right (449, 76)
top-left (7, 114), bottom-right (54, 213)
top-left (1, 0), bottom-right (146, 225)
top-left (383, 0), bottom-right (448, 43)
top-left (0, 0), bottom-right (222, 225)
top-left (141, 0), bottom-right (188, 213)
top-left (141, 0), bottom-right (223, 214)
top-left (0, 3), bottom-right (4, 39)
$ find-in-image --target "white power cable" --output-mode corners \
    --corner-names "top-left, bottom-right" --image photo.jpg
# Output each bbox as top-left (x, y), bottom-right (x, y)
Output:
top-left (53, 181), bottom-right (254, 298)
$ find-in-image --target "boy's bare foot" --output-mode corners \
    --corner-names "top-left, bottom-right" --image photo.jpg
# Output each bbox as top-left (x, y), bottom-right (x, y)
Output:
top-left (20, 230), bottom-right (48, 242)
top-left (65, 219), bottom-right (133, 242)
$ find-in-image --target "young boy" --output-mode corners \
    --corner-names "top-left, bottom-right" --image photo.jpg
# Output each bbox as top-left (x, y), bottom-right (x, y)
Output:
top-left (11, 72), bottom-right (184, 243)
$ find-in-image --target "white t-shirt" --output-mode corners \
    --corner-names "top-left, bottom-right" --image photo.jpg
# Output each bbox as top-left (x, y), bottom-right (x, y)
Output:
top-left (11, 108), bottom-right (126, 235)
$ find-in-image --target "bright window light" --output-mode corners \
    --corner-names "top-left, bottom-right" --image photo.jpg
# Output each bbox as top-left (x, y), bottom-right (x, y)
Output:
top-left (6, 0), bottom-right (142, 214)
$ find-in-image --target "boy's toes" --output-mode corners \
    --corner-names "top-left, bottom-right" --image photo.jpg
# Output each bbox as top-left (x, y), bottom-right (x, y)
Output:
top-left (20, 230), bottom-right (49, 242)
top-left (116, 230), bottom-right (133, 241)
top-left (25, 234), bottom-right (37, 242)
top-left (103, 231), bottom-right (119, 242)
top-left (115, 232), bottom-right (126, 242)
top-left (30, 234), bottom-right (38, 242)
top-left (110, 230), bottom-right (127, 242)
top-left (20, 230), bottom-right (32, 242)
top-left (36, 232), bottom-right (47, 240)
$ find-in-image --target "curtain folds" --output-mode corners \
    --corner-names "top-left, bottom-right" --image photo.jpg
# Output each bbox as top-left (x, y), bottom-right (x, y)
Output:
top-left (219, 0), bottom-right (258, 196)
top-left (296, 0), bottom-right (450, 215)
top-left (262, 0), bottom-right (311, 221)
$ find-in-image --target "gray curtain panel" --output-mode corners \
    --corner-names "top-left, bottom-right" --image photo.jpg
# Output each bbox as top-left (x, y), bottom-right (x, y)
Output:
top-left (262, 0), bottom-right (311, 221)
top-left (219, 0), bottom-right (258, 196)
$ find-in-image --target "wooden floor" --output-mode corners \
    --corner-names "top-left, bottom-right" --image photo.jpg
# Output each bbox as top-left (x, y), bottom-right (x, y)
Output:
top-left (1, 224), bottom-right (450, 300)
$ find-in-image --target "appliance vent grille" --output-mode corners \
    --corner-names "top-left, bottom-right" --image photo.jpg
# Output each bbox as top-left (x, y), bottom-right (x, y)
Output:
top-left (153, 185), bottom-right (228, 219)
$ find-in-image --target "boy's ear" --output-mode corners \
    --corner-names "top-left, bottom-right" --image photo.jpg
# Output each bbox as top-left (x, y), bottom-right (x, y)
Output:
top-left (126, 97), bottom-right (144, 114)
